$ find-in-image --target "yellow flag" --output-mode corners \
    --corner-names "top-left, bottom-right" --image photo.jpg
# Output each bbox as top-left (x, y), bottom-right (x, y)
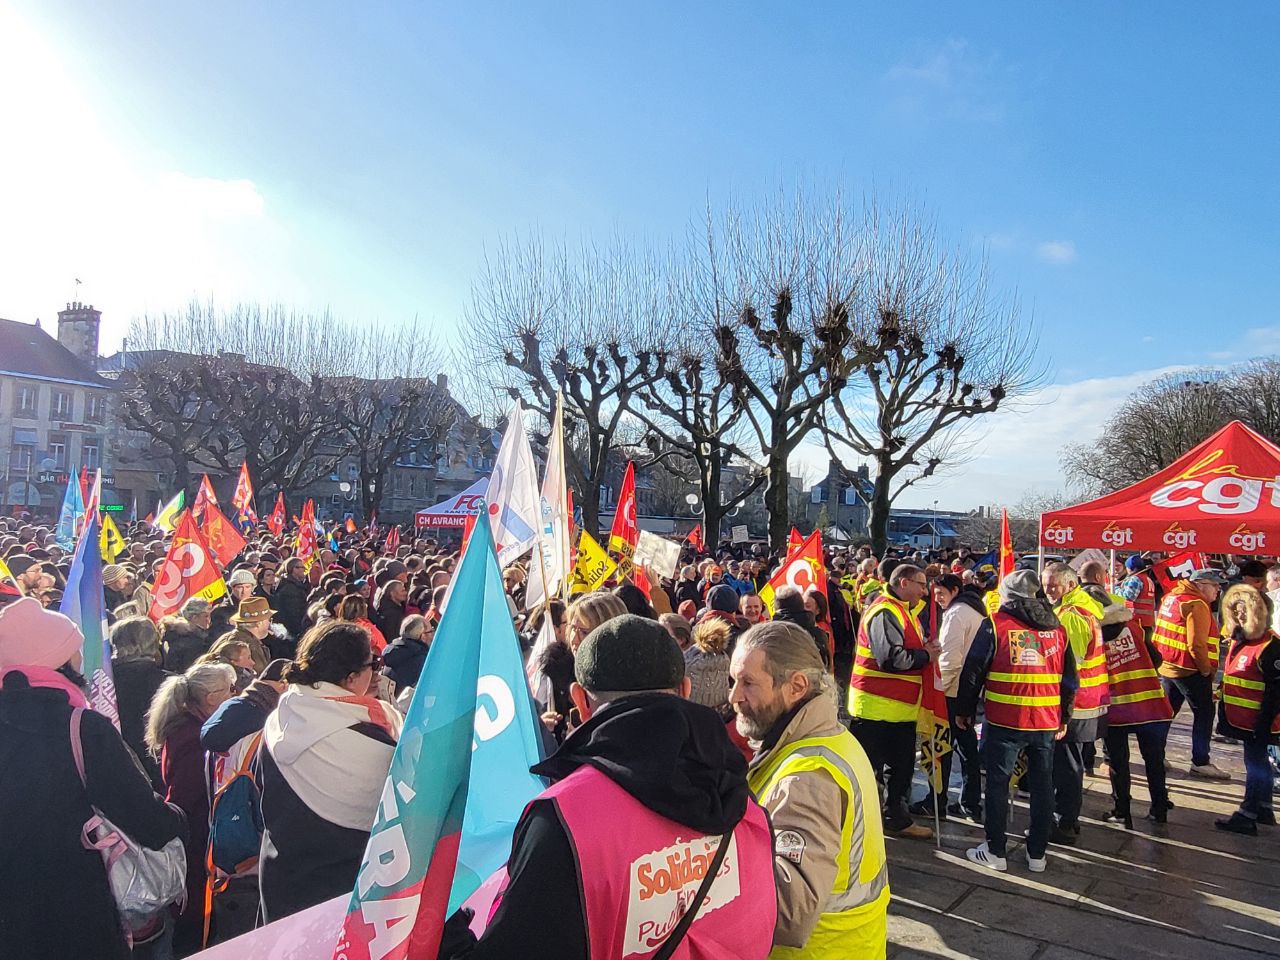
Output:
top-left (100, 513), bottom-right (125, 563)
top-left (0, 555), bottom-right (17, 590)
top-left (568, 531), bottom-right (617, 595)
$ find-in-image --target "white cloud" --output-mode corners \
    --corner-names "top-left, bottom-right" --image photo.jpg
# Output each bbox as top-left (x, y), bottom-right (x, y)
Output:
top-left (0, 7), bottom-right (308, 351)
top-left (1036, 240), bottom-right (1077, 264)
top-left (883, 38), bottom-right (1007, 124)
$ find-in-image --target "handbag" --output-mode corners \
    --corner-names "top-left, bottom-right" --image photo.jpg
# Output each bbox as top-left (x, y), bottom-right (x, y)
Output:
top-left (70, 707), bottom-right (188, 929)
top-left (652, 829), bottom-right (735, 960)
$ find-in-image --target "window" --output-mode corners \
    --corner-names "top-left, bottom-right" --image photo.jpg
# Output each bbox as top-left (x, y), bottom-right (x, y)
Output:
top-left (9, 429), bottom-right (36, 472)
top-left (13, 383), bottom-right (37, 418)
top-left (52, 390), bottom-right (71, 419)
top-left (48, 433), bottom-right (68, 471)
top-left (81, 437), bottom-right (101, 471)
top-left (86, 394), bottom-right (107, 423)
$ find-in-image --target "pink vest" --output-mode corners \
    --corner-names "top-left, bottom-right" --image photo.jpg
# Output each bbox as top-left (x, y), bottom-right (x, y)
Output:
top-left (541, 765), bottom-right (776, 960)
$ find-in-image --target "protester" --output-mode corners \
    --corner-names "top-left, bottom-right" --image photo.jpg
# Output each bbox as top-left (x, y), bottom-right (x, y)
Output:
top-left (732, 621), bottom-right (890, 957)
top-left (437, 614), bottom-right (777, 960)
top-left (336, 593), bottom-right (387, 653)
top-left (271, 558), bottom-right (310, 653)
top-left (848, 564), bottom-right (938, 840)
top-left (740, 591), bottom-right (766, 625)
top-left (685, 616), bottom-right (731, 709)
top-left (1153, 569), bottom-right (1231, 779)
top-left (914, 573), bottom-right (984, 820)
top-left (108, 614), bottom-right (170, 788)
top-left (159, 597), bottom-right (215, 672)
top-left (221, 595), bottom-right (277, 672)
top-left (957, 570), bottom-right (1076, 873)
top-left (382, 613), bottom-right (431, 695)
top-left (0, 597), bottom-right (188, 960)
top-left (1215, 584), bottom-right (1280, 834)
top-left (146, 661), bottom-right (237, 955)
top-left (259, 621), bottom-right (404, 921)
top-left (773, 584), bottom-right (832, 667)
top-left (1117, 556), bottom-right (1159, 640)
top-left (564, 593), bottom-right (627, 653)
top-left (212, 568), bottom-right (258, 637)
top-left (375, 577), bottom-right (409, 639)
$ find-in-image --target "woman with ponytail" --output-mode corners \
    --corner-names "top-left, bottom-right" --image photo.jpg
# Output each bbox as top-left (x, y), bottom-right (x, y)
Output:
top-left (258, 620), bottom-right (404, 921)
top-left (146, 661), bottom-right (237, 955)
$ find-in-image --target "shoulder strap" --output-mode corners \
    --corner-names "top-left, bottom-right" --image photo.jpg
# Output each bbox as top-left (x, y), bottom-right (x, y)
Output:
top-left (651, 828), bottom-right (734, 960)
top-left (69, 706), bottom-right (87, 787)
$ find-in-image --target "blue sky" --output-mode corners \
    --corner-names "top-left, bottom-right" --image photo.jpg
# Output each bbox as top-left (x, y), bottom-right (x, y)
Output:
top-left (3, 3), bottom-right (1278, 508)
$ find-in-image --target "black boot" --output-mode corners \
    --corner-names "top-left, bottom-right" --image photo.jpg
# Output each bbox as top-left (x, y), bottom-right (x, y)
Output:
top-left (1215, 812), bottom-right (1258, 836)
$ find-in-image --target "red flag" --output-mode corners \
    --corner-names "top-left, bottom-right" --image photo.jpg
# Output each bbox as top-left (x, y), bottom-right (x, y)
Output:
top-left (267, 493), bottom-right (286, 537)
top-left (148, 511), bottom-right (227, 620)
top-left (686, 523), bottom-right (704, 552)
top-left (1152, 550), bottom-right (1209, 591)
top-left (296, 499), bottom-right (318, 564)
top-left (761, 529), bottom-right (826, 612)
top-left (200, 505), bottom-right (248, 570)
top-left (345, 516), bottom-right (358, 534)
top-left (460, 510), bottom-right (478, 557)
top-left (998, 508), bottom-right (1015, 580)
top-left (384, 525), bottom-right (401, 557)
top-left (608, 462), bottom-right (640, 567)
top-left (78, 465), bottom-right (90, 508)
top-left (788, 527), bottom-right (802, 553)
top-left (193, 474), bottom-right (219, 522)
top-left (232, 463), bottom-right (258, 525)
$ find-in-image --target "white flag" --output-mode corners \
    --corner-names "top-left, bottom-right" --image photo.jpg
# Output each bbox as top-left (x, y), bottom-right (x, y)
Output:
top-left (526, 394), bottom-right (571, 609)
top-left (486, 400), bottom-right (542, 570)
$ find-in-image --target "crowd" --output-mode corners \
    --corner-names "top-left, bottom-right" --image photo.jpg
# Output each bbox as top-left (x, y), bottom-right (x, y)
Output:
top-left (0, 513), bottom-right (1277, 960)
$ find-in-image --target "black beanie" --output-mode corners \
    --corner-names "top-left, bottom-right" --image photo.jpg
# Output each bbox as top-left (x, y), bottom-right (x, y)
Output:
top-left (575, 613), bottom-right (686, 693)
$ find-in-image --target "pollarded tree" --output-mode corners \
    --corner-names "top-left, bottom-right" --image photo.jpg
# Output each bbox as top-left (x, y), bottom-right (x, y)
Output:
top-left (819, 203), bottom-right (1044, 553)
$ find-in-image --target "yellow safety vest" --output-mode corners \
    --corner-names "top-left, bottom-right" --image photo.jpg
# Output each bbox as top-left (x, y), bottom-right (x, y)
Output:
top-left (848, 597), bottom-right (925, 723)
top-left (749, 731), bottom-right (890, 960)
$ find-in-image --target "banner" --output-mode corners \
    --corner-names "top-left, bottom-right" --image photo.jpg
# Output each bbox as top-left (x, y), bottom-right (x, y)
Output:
top-left (1152, 550), bottom-right (1209, 591)
top-left (998, 508), bottom-right (1015, 580)
top-left (568, 531), bottom-right (617, 594)
top-left (525, 394), bottom-right (572, 609)
top-left (149, 511), bottom-right (227, 620)
top-left (486, 400), bottom-right (542, 569)
top-left (201, 506), bottom-right (248, 570)
top-left (634, 530), bottom-right (680, 580)
top-left (99, 513), bottom-right (126, 563)
top-left (760, 529), bottom-right (826, 614)
top-left (334, 511), bottom-right (545, 960)
top-left (155, 490), bottom-right (186, 533)
top-left (916, 663), bottom-right (951, 794)
top-left (608, 461), bottom-right (639, 571)
top-left (61, 513), bottom-right (118, 728)
top-left (384, 525), bottom-right (401, 557)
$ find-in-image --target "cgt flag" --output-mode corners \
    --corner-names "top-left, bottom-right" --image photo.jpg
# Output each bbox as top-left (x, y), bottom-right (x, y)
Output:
top-left (201, 505), bottom-right (248, 570)
top-left (998, 508), bottom-right (1015, 580)
top-left (267, 493), bottom-right (287, 537)
top-left (61, 513), bottom-right (119, 728)
top-left (335, 510), bottom-right (545, 960)
top-left (232, 462), bottom-right (259, 530)
top-left (759, 529), bottom-right (826, 614)
top-left (149, 511), bottom-right (227, 620)
top-left (193, 474), bottom-right (219, 523)
top-left (607, 461), bottom-right (639, 572)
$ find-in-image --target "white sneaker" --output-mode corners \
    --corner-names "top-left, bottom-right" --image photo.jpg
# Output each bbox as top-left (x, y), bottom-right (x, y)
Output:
top-left (1027, 853), bottom-right (1047, 873)
top-left (1189, 762), bottom-right (1231, 781)
top-left (965, 843), bottom-right (1008, 872)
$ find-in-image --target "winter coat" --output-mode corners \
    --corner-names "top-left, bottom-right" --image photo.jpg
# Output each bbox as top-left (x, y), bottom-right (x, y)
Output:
top-left (214, 626), bottom-right (271, 674)
top-left (382, 634), bottom-right (430, 695)
top-left (200, 679), bottom-right (282, 755)
top-left (259, 682), bottom-right (403, 921)
top-left (0, 670), bottom-right (186, 960)
top-left (674, 577), bottom-right (703, 609)
top-left (1217, 584), bottom-right (1280, 743)
top-left (160, 713), bottom-right (213, 951)
top-left (773, 606), bottom-right (833, 669)
top-left (685, 619), bottom-right (731, 709)
top-left (270, 577), bottom-right (310, 652)
top-left (160, 617), bottom-right (210, 673)
top-left (111, 656), bottom-right (170, 789)
top-left (376, 593), bottom-right (407, 640)
top-left (936, 589), bottom-right (987, 697)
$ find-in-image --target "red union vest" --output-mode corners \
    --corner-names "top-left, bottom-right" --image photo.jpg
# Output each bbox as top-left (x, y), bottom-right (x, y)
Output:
top-left (849, 592), bottom-right (925, 723)
top-left (1124, 572), bottom-right (1157, 630)
top-left (1059, 602), bottom-right (1109, 720)
top-left (540, 765), bottom-right (776, 960)
top-left (1153, 588), bottom-right (1208, 672)
top-left (985, 611), bottom-right (1067, 731)
top-left (1221, 636), bottom-right (1280, 736)
top-left (1103, 621), bottom-right (1174, 727)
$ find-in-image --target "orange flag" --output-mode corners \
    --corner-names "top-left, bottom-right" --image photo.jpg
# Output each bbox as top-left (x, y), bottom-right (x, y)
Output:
top-left (192, 474), bottom-right (219, 522)
top-left (760, 529), bottom-right (826, 613)
top-left (788, 527), bottom-right (803, 554)
top-left (200, 505), bottom-right (247, 570)
top-left (999, 508), bottom-right (1015, 580)
top-left (148, 511), bottom-right (227, 620)
top-left (686, 523), bottom-right (703, 552)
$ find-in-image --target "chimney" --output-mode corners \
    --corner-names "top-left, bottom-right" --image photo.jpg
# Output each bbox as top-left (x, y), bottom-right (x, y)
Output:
top-left (57, 301), bottom-right (102, 368)
top-left (436, 373), bottom-right (448, 392)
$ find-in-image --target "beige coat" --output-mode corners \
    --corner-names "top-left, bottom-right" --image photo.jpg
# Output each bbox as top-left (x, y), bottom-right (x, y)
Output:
top-left (748, 690), bottom-right (849, 949)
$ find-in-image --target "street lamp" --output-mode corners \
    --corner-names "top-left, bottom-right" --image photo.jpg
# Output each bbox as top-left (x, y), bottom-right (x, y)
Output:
top-left (932, 499), bottom-right (939, 550)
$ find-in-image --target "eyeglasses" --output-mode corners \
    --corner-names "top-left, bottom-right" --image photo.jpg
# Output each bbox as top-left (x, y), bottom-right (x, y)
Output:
top-left (909, 579), bottom-right (928, 588)
top-left (364, 655), bottom-right (383, 671)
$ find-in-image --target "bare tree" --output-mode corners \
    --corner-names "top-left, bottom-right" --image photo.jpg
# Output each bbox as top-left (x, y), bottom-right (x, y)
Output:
top-left (470, 237), bottom-right (668, 535)
top-left (820, 203), bottom-right (1045, 553)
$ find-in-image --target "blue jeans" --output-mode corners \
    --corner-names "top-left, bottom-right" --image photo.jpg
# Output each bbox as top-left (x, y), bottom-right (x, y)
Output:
top-left (1161, 673), bottom-right (1214, 766)
top-left (1242, 739), bottom-right (1275, 819)
top-left (982, 725), bottom-right (1055, 859)
top-left (925, 697), bottom-right (982, 813)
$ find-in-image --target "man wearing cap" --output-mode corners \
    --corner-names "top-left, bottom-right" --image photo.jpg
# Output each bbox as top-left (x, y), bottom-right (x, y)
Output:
top-left (956, 570), bottom-right (1077, 873)
top-left (732, 621), bottom-right (889, 959)
top-left (438, 614), bottom-right (777, 960)
top-left (212, 568), bottom-right (258, 638)
top-left (216, 596), bottom-right (276, 673)
top-left (102, 564), bottom-right (136, 616)
top-left (1153, 569), bottom-right (1231, 780)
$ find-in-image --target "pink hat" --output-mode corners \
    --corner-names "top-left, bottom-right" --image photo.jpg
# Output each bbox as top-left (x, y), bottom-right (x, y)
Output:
top-left (0, 597), bottom-right (84, 669)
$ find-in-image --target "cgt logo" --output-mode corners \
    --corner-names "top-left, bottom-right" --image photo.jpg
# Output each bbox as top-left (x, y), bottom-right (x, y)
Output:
top-left (1043, 521), bottom-right (1074, 545)
top-left (1149, 449), bottom-right (1280, 516)
top-left (1228, 524), bottom-right (1267, 552)
top-left (1162, 523), bottom-right (1198, 549)
top-left (1100, 521), bottom-right (1134, 547)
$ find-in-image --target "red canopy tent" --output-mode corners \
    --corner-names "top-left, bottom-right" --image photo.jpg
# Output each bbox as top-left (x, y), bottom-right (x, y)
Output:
top-left (1041, 421), bottom-right (1280, 554)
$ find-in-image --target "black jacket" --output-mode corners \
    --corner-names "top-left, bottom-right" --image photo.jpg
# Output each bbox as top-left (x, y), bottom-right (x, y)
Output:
top-left (441, 694), bottom-right (751, 960)
top-left (674, 578), bottom-right (702, 609)
top-left (955, 597), bottom-right (1079, 726)
top-left (772, 606), bottom-right (834, 668)
top-left (377, 594), bottom-right (407, 641)
top-left (0, 672), bottom-right (186, 960)
top-left (271, 577), bottom-right (310, 652)
top-left (382, 635), bottom-right (430, 695)
top-left (161, 619), bottom-right (210, 673)
top-left (111, 657), bottom-right (170, 789)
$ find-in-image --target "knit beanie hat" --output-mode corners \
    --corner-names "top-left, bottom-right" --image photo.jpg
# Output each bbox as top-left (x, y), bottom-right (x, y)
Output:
top-left (999, 569), bottom-right (1042, 602)
top-left (0, 597), bottom-right (84, 669)
top-left (575, 613), bottom-right (685, 694)
top-left (707, 584), bottom-right (739, 614)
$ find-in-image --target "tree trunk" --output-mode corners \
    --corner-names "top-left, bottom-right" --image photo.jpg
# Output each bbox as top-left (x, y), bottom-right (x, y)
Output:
top-left (701, 457), bottom-right (725, 548)
top-left (167, 442), bottom-right (191, 502)
top-left (868, 457), bottom-right (894, 555)
top-left (764, 452), bottom-right (791, 553)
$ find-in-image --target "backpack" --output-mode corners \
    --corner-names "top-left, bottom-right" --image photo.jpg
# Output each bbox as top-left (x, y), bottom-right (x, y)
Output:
top-left (203, 732), bottom-right (264, 946)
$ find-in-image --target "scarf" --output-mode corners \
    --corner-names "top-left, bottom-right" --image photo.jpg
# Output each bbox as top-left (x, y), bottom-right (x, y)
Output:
top-left (2, 665), bottom-right (90, 708)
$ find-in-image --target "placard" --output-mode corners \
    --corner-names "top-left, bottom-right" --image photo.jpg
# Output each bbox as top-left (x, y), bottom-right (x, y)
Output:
top-left (634, 530), bottom-right (681, 579)
top-left (731, 524), bottom-right (750, 543)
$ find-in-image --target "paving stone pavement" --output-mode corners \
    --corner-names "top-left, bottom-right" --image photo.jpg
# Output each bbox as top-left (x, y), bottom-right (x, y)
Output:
top-left (885, 716), bottom-right (1280, 959)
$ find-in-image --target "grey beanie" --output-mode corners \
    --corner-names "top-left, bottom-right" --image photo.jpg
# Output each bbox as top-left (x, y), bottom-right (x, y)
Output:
top-left (575, 613), bottom-right (686, 694)
top-left (1000, 569), bottom-right (1042, 602)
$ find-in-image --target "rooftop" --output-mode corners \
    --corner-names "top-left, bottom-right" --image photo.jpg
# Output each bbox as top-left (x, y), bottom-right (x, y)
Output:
top-left (0, 317), bottom-right (110, 389)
